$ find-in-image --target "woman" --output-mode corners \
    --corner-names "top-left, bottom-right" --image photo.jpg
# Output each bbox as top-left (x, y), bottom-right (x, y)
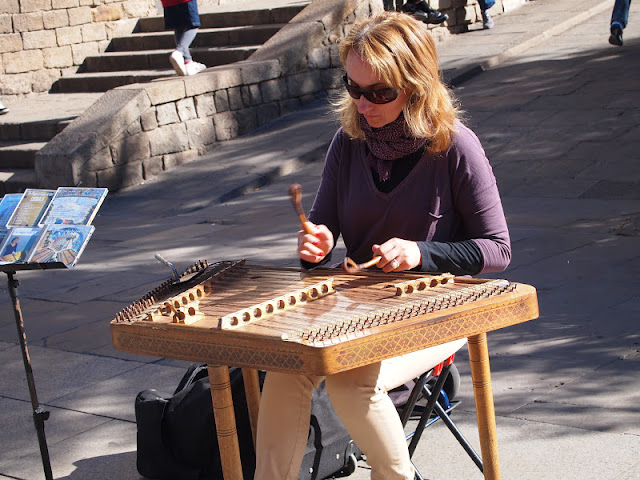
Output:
top-left (255, 11), bottom-right (510, 480)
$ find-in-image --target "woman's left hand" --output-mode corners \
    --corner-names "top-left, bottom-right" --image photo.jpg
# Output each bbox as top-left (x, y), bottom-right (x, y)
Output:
top-left (372, 238), bottom-right (422, 273)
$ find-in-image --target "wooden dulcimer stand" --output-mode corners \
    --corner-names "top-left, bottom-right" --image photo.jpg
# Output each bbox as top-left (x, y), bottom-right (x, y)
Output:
top-left (111, 259), bottom-right (539, 480)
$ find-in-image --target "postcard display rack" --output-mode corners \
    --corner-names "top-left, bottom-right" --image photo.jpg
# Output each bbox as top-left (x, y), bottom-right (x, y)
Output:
top-left (0, 187), bottom-right (107, 480)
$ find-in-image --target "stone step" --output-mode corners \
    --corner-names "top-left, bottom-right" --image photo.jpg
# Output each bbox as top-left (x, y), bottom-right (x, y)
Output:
top-left (0, 140), bottom-right (48, 169)
top-left (54, 69), bottom-right (175, 93)
top-left (0, 169), bottom-right (37, 195)
top-left (0, 93), bottom-right (101, 141)
top-left (137, 5), bottom-right (305, 32)
top-left (108, 24), bottom-right (283, 52)
top-left (81, 45), bottom-right (258, 73)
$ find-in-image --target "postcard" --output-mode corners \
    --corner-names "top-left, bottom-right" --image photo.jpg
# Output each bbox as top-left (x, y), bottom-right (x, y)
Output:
top-left (0, 194), bottom-right (24, 227)
top-left (6, 189), bottom-right (55, 227)
top-left (39, 187), bottom-right (108, 226)
top-left (0, 227), bottom-right (42, 264)
top-left (27, 225), bottom-right (95, 268)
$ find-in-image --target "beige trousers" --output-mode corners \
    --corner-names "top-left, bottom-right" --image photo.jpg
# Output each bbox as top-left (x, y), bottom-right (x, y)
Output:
top-left (254, 338), bottom-right (467, 480)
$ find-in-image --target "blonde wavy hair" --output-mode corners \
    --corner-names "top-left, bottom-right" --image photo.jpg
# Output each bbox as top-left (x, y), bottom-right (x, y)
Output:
top-left (338, 11), bottom-right (459, 153)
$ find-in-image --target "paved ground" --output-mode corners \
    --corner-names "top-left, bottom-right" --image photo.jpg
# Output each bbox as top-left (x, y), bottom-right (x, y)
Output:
top-left (1, 0), bottom-right (639, 479)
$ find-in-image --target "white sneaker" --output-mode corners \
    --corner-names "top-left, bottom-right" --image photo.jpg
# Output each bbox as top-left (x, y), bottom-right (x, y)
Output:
top-left (185, 61), bottom-right (206, 76)
top-left (170, 50), bottom-right (186, 76)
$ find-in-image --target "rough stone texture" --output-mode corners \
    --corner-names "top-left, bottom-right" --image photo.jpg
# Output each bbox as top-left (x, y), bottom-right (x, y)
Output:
top-left (147, 123), bottom-right (189, 156)
top-left (186, 117), bottom-right (216, 150)
top-left (1, 0), bottom-right (156, 97)
top-left (24, 0), bottom-right (489, 193)
top-left (110, 131), bottom-right (150, 164)
top-left (156, 102), bottom-right (180, 126)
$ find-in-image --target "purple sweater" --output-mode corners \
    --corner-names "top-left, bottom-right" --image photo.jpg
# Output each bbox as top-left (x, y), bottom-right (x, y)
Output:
top-left (308, 122), bottom-right (511, 275)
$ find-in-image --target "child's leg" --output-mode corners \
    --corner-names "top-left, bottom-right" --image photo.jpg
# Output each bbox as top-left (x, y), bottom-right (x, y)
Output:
top-left (174, 27), bottom-right (198, 63)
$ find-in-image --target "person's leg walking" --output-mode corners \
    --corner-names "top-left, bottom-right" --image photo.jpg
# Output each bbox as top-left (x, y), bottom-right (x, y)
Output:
top-left (610, 0), bottom-right (631, 45)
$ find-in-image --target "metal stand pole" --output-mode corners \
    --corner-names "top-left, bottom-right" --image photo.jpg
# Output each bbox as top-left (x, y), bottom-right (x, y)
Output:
top-left (7, 271), bottom-right (54, 480)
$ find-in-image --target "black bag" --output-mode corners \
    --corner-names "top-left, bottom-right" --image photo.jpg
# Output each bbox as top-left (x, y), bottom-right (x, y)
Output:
top-left (135, 365), bottom-right (361, 480)
top-left (135, 364), bottom-right (258, 480)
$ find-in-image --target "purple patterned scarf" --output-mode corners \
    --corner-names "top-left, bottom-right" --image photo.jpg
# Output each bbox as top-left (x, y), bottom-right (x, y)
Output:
top-left (359, 112), bottom-right (427, 182)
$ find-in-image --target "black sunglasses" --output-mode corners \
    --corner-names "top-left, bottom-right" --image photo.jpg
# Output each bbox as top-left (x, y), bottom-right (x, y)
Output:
top-left (342, 75), bottom-right (399, 104)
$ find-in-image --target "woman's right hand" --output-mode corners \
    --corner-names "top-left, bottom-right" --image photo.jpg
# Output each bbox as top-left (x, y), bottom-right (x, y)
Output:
top-left (297, 222), bottom-right (334, 263)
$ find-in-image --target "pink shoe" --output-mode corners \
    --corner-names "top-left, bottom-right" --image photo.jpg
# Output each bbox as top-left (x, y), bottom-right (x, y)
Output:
top-left (170, 50), bottom-right (186, 76)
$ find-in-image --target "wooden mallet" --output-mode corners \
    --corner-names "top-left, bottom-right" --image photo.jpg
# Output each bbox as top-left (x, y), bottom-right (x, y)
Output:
top-left (288, 184), bottom-right (314, 235)
top-left (342, 255), bottom-right (382, 273)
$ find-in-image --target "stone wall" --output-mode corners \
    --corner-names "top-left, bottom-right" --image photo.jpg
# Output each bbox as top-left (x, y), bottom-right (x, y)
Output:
top-left (33, 0), bottom-right (528, 192)
top-left (34, 0), bottom-right (384, 191)
top-left (0, 0), bottom-right (156, 99)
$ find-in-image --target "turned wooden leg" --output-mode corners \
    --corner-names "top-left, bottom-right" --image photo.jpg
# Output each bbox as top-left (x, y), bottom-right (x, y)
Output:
top-left (468, 333), bottom-right (501, 480)
top-left (208, 365), bottom-right (244, 480)
top-left (242, 368), bottom-right (261, 449)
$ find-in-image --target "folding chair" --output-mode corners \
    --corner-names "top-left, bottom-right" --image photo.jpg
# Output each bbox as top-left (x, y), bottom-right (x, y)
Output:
top-left (398, 354), bottom-right (484, 480)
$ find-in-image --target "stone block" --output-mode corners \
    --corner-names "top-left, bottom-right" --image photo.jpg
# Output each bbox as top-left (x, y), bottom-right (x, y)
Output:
top-left (22, 29), bottom-right (57, 49)
top-left (139, 79), bottom-right (186, 105)
top-left (111, 131), bottom-right (150, 164)
top-left (0, 72), bottom-right (31, 94)
top-left (126, 118), bottom-right (142, 136)
top-left (4, 49), bottom-right (44, 73)
top-left (259, 78), bottom-right (287, 103)
top-left (52, 0), bottom-right (79, 8)
top-left (140, 108), bottom-right (158, 131)
top-left (195, 93), bottom-right (215, 118)
top-left (307, 47), bottom-right (331, 69)
top-left (0, 15), bottom-right (11, 34)
top-left (148, 123), bottom-right (189, 156)
top-left (286, 71), bottom-right (323, 97)
top-left (156, 102), bottom-right (179, 126)
top-left (21, 0), bottom-right (52, 14)
top-left (92, 4), bottom-right (124, 22)
top-left (257, 102), bottom-right (280, 127)
top-left (43, 45), bottom-right (73, 68)
top-left (176, 97), bottom-right (197, 122)
top-left (56, 25), bottom-right (83, 46)
top-left (241, 84), bottom-right (261, 107)
top-left (214, 89), bottom-right (229, 112)
top-left (142, 155), bottom-right (163, 179)
top-left (238, 60), bottom-right (281, 84)
top-left (186, 117), bottom-right (216, 150)
top-left (32, 68), bottom-right (61, 92)
top-left (163, 150), bottom-right (197, 170)
top-left (227, 86), bottom-right (243, 111)
top-left (121, 0), bottom-right (155, 19)
top-left (68, 6), bottom-right (93, 26)
top-left (13, 12), bottom-right (45, 32)
top-left (213, 111), bottom-right (238, 141)
top-left (0, 34), bottom-right (23, 53)
top-left (43, 10), bottom-right (70, 29)
top-left (235, 108), bottom-right (257, 135)
top-left (184, 66), bottom-right (242, 97)
top-left (96, 162), bottom-right (144, 190)
top-left (84, 146), bottom-right (113, 171)
top-left (81, 23), bottom-right (107, 42)
top-left (71, 41), bottom-right (99, 64)
top-left (0, 0), bottom-right (20, 15)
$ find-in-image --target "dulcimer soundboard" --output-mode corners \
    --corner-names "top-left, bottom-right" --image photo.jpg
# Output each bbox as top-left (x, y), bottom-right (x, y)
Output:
top-left (110, 259), bottom-right (538, 375)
